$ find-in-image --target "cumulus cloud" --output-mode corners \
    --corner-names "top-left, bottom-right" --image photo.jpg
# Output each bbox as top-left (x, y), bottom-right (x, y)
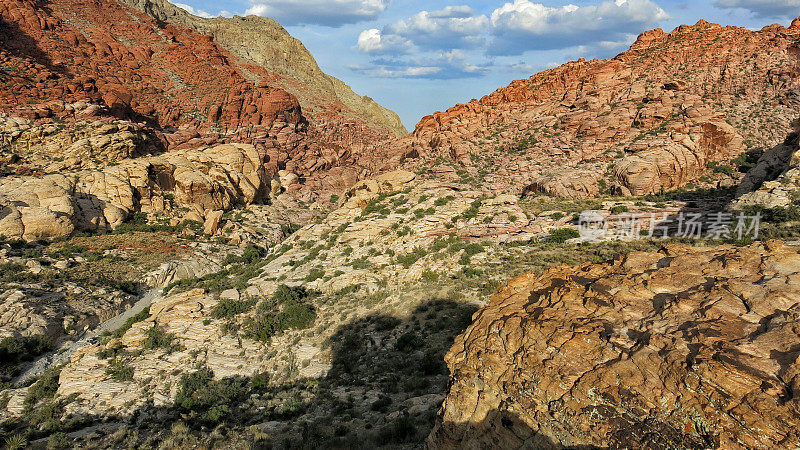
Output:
top-left (353, 0), bottom-right (669, 78)
top-left (714, 0), bottom-right (800, 19)
top-left (357, 28), bottom-right (414, 54)
top-left (246, 0), bottom-right (390, 27)
top-left (489, 0), bottom-right (670, 55)
top-left (171, 2), bottom-right (214, 18)
top-left (358, 6), bottom-right (489, 53)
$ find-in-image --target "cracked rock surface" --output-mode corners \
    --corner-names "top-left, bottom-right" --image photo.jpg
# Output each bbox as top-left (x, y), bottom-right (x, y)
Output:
top-left (431, 241), bottom-right (800, 449)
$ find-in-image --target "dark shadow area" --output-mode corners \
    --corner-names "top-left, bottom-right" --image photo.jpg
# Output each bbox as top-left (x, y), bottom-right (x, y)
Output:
top-left (0, 2), bottom-right (69, 77)
top-left (0, 299), bottom-right (480, 448)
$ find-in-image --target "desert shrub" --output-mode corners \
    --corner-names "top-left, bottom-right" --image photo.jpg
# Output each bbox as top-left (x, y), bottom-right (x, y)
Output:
top-left (708, 161), bottom-right (735, 177)
top-left (113, 280), bottom-right (138, 295)
top-left (105, 359), bottom-right (134, 381)
top-left (240, 244), bottom-right (267, 264)
top-left (395, 332), bottom-right (423, 352)
top-left (281, 223), bottom-right (302, 236)
top-left (244, 285), bottom-right (317, 342)
top-left (110, 309), bottom-right (150, 339)
top-left (609, 205), bottom-right (629, 214)
top-left (731, 151), bottom-right (760, 173)
top-left (211, 297), bottom-right (257, 319)
top-left (461, 198), bottom-right (483, 219)
top-left (96, 343), bottom-right (124, 360)
top-left (396, 247), bottom-right (427, 268)
top-left (742, 205), bottom-right (800, 223)
top-left (143, 324), bottom-right (180, 352)
top-left (549, 228), bottom-right (580, 243)
top-left (174, 367), bottom-right (248, 425)
top-left (25, 366), bottom-right (61, 406)
top-left (0, 335), bottom-right (51, 381)
top-left (0, 263), bottom-right (35, 283)
top-left (305, 268), bottom-right (325, 282)
top-left (462, 243), bottom-right (484, 256)
top-left (420, 271), bottom-right (439, 282)
top-left (434, 196), bottom-right (455, 207)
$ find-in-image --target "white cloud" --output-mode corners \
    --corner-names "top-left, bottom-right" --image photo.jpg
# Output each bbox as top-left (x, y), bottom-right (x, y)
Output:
top-left (353, 0), bottom-right (669, 78)
top-left (714, 0), bottom-right (800, 19)
top-left (357, 28), bottom-right (414, 54)
top-left (171, 2), bottom-right (214, 18)
top-left (489, 0), bottom-right (669, 54)
top-left (246, 0), bottom-right (390, 27)
top-left (357, 6), bottom-right (489, 54)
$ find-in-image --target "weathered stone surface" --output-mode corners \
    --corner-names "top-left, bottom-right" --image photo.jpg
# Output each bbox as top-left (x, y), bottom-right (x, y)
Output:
top-left (372, 18), bottom-right (800, 197)
top-left (0, 144), bottom-right (266, 240)
top-left (734, 120), bottom-right (800, 209)
top-left (431, 242), bottom-right (800, 449)
top-left (119, 0), bottom-right (407, 138)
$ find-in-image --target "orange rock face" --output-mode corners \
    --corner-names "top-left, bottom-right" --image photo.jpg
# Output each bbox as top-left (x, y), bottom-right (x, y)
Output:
top-left (431, 242), bottom-right (800, 448)
top-left (0, 0), bottom-right (301, 131)
top-left (382, 19), bottom-right (800, 197)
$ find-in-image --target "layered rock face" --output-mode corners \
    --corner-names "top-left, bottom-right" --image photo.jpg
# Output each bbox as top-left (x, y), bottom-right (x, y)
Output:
top-left (118, 0), bottom-right (407, 138)
top-left (382, 19), bottom-right (800, 197)
top-left (0, 144), bottom-right (266, 241)
top-left (431, 242), bottom-right (800, 448)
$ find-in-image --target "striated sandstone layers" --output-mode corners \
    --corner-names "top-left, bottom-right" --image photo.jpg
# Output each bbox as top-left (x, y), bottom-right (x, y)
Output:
top-left (431, 242), bottom-right (800, 448)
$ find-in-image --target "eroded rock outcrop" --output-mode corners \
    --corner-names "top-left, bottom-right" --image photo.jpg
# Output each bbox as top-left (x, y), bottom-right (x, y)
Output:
top-left (734, 120), bottom-right (800, 209)
top-left (431, 242), bottom-right (800, 448)
top-left (376, 18), bottom-right (800, 197)
top-left (118, 0), bottom-right (407, 138)
top-left (0, 144), bottom-right (266, 240)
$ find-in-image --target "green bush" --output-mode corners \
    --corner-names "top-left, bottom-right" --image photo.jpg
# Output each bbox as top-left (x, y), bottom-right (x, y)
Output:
top-left (0, 263), bottom-right (35, 283)
top-left (420, 271), bottom-right (439, 282)
top-left (110, 310), bottom-right (150, 339)
top-left (305, 268), bottom-right (325, 282)
top-left (549, 228), bottom-right (580, 243)
top-left (25, 367), bottom-right (61, 407)
top-left (105, 359), bottom-right (134, 381)
top-left (0, 335), bottom-right (51, 381)
top-left (143, 324), bottom-right (180, 352)
top-left (395, 332), bottom-right (423, 352)
top-left (461, 198), bottom-right (483, 219)
top-left (708, 161), bottom-right (735, 177)
top-left (741, 205), bottom-right (800, 224)
top-left (609, 205), bottom-right (629, 214)
top-left (244, 285), bottom-right (317, 342)
top-left (211, 297), bottom-right (256, 319)
top-left (174, 367), bottom-right (248, 425)
top-left (396, 247), bottom-right (427, 268)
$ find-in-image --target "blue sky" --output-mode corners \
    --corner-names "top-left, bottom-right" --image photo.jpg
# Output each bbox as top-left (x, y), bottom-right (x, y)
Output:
top-left (171, 0), bottom-right (800, 129)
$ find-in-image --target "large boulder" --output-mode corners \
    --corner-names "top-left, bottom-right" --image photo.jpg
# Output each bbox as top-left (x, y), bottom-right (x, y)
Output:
top-left (431, 242), bottom-right (800, 449)
top-left (613, 119), bottom-right (744, 195)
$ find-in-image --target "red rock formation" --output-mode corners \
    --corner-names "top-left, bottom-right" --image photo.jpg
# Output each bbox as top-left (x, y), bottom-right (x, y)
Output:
top-left (0, 0), bottom-right (402, 201)
top-left (379, 17), bottom-right (800, 197)
top-left (431, 242), bottom-right (800, 448)
top-left (0, 0), bottom-right (301, 131)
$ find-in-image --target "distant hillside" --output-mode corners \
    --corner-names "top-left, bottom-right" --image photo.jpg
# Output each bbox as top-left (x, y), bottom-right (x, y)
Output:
top-left (119, 0), bottom-right (407, 137)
